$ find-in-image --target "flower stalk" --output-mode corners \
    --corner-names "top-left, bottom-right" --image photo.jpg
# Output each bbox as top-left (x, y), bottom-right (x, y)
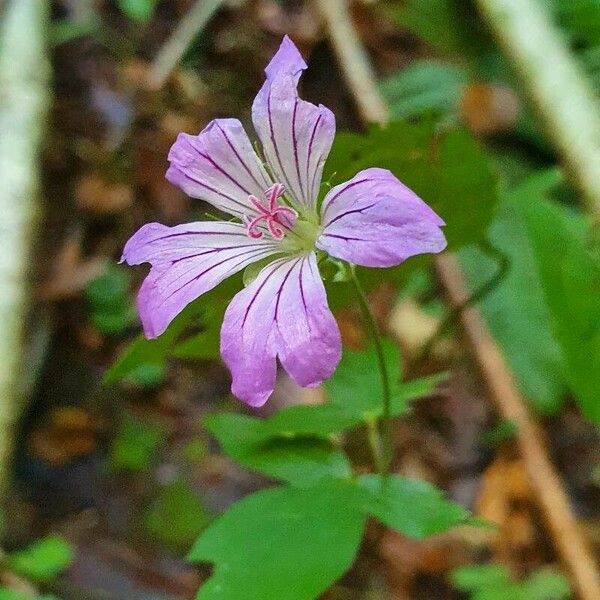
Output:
top-left (349, 266), bottom-right (392, 478)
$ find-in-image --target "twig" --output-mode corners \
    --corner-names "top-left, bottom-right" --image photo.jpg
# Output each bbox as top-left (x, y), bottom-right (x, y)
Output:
top-left (147, 0), bottom-right (228, 90)
top-left (475, 0), bottom-right (600, 220)
top-left (313, 1), bottom-right (600, 598)
top-left (435, 255), bottom-right (600, 600)
top-left (312, 0), bottom-right (388, 126)
top-left (0, 0), bottom-right (50, 493)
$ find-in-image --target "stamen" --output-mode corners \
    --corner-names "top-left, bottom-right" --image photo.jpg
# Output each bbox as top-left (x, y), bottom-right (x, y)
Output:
top-left (245, 183), bottom-right (298, 240)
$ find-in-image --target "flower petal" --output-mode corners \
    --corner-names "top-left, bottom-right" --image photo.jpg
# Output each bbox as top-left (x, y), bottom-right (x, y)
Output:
top-left (166, 118), bottom-right (272, 218)
top-left (317, 168), bottom-right (447, 267)
top-left (252, 36), bottom-right (335, 212)
top-left (220, 253), bottom-right (341, 407)
top-left (121, 221), bottom-right (279, 339)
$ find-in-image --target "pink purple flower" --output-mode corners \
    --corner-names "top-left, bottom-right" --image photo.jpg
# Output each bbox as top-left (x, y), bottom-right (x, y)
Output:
top-left (121, 36), bottom-right (446, 407)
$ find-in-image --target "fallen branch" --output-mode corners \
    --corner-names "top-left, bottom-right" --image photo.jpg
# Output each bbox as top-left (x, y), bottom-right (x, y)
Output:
top-left (147, 0), bottom-right (228, 90)
top-left (475, 0), bottom-right (600, 221)
top-left (312, 1), bottom-right (600, 598)
top-left (0, 0), bottom-right (50, 494)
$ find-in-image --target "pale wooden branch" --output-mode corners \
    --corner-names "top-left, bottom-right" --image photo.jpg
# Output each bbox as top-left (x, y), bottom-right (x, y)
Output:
top-left (147, 0), bottom-right (228, 90)
top-left (313, 1), bottom-right (600, 598)
top-left (475, 0), bottom-right (600, 220)
top-left (0, 0), bottom-right (50, 493)
top-left (435, 255), bottom-right (600, 600)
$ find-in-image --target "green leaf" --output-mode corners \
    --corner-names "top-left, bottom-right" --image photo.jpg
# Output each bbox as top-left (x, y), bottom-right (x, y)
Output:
top-left (459, 172), bottom-right (569, 413)
top-left (86, 264), bottom-right (137, 335)
top-left (108, 413), bottom-right (166, 472)
top-left (103, 298), bottom-right (203, 384)
top-left (524, 568), bottom-right (571, 599)
top-left (324, 122), bottom-right (499, 250)
top-left (451, 564), bottom-right (570, 600)
top-left (518, 188), bottom-right (600, 424)
top-left (204, 414), bottom-right (352, 486)
top-left (358, 475), bottom-right (470, 538)
top-left (104, 276), bottom-right (240, 384)
top-left (0, 590), bottom-right (59, 600)
top-left (324, 341), bottom-right (401, 416)
top-left (381, 60), bottom-right (468, 120)
top-left (451, 564), bottom-right (510, 591)
top-left (189, 482), bottom-right (365, 600)
top-left (117, 0), bottom-right (159, 23)
top-left (323, 341), bottom-right (443, 420)
top-left (7, 535), bottom-right (73, 582)
top-left (145, 479), bottom-right (211, 549)
top-left (261, 403), bottom-right (362, 438)
top-left (390, 0), bottom-right (494, 60)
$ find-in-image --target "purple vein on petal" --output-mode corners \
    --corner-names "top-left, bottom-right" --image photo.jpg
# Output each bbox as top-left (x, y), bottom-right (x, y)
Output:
top-left (292, 99), bottom-right (305, 202)
top-left (241, 259), bottom-right (289, 327)
top-left (155, 247), bottom-right (273, 310)
top-left (215, 121), bottom-right (271, 191)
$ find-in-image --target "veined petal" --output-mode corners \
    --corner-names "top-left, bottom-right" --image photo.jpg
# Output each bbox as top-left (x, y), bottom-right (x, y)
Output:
top-left (121, 221), bottom-right (279, 339)
top-left (252, 36), bottom-right (335, 213)
top-left (317, 168), bottom-right (447, 267)
top-left (220, 252), bottom-right (341, 407)
top-left (166, 118), bottom-right (272, 218)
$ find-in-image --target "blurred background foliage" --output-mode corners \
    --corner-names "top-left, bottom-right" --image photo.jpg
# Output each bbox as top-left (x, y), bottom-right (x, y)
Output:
top-left (1, 0), bottom-right (599, 598)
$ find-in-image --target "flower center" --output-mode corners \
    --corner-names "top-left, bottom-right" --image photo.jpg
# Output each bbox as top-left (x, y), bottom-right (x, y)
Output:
top-left (245, 183), bottom-right (298, 240)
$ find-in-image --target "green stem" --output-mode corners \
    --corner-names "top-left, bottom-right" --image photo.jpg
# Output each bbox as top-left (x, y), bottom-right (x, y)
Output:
top-left (349, 265), bottom-right (392, 477)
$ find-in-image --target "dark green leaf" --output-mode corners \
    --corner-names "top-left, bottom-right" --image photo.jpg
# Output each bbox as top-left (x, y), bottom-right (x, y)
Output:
top-left (324, 341), bottom-right (443, 420)
top-left (358, 475), bottom-right (469, 538)
top-left (7, 536), bottom-right (73, 582)
top-left (117, 0), bottom-right (158, 23)
top-left (108, 413), bottom-right (166, 472)
top-left (204, 414), bottom-right (352, 486)
top-left (518, 188), bottom-right (600, 424)
top-left (261, 403), bottom-right (362, 438)
top-left (381, 60), bottom-right (468, 120)
top-left (324, 122), bottom-right (499, 250)
top-left (459, 171), bottom-right (568, 413)
top-left (189, 482), bottom-right (365, 600)
top-left (324, 341), bottom-right (401, 417)
top-left (390, 0), bottom-right (494, 60)
top-left (145, 479), bottom-right (211, 549)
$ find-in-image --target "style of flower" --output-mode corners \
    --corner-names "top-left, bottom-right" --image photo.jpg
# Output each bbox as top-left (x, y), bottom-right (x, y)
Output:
top-left (121, 36), bottom-right (446, 407)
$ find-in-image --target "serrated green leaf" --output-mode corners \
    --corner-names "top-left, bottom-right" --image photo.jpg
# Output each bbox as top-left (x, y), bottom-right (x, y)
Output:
top-left (7, 536), bottom-right (73, 582)
top-left (381, 60), bottom-right (468, 120)
top-left (204, 414), bottom-right (352, 486)
top-left (459, 172), bottom-right (568, 414)
top-left (189, 482), bottom-right (365, 600)
top-left (324, 122), bottom-right (498, 250)
top-left (324, 341), bottom-right (443, 421)
top-left (145, 479), bottom-right (211, 549)
top-left (518, 190), bottom-right (600, 424)
top-left (358, 475), bottom-right (469, 538)
top-left (108, 413), bottom-right (166, 473)
top-left (324, 340), bottom-right (401, 416)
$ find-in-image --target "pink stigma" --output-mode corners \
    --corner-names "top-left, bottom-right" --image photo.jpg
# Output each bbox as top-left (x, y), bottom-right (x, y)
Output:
top-left (245, 183), bottom-right (298, 240)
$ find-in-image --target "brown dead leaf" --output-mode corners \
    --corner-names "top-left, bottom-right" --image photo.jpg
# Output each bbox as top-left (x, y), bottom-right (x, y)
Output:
top-left (38, 233), bottom-right (105, 300)
top-left (460, 83), bottom-right (521, 135)
top-left (28, 407), bottom-right (104, 465)
top-left (75, 173), bottom-right (133, 214)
